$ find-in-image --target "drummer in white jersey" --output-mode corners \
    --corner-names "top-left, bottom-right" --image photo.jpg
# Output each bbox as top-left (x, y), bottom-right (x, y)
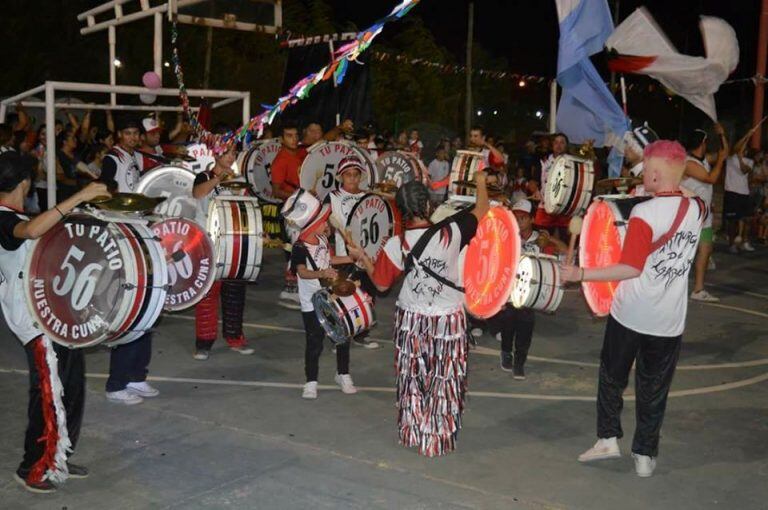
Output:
top-left (488, 199), bottom-right (566, 380)
top-left (283, 189), bottom-right (365, 399)
top-left (324, 155), bottom-right (379, 349)
top-left (467, 125), bottom-right (505, 168)
top-left (191, 143), bottom-right (255, 360)
top-left (561, 140), bottom-right (707, 478)
top-left (0, 152), bottom-right (108, 492)
top-left (534, 132), bottom-right (571, 236)
top-left (358, 172), bottom-right (490, 457)
top-left (680, 124), bottom-right (728, 303)
top-left (99, 116), bottom-right (160, 405)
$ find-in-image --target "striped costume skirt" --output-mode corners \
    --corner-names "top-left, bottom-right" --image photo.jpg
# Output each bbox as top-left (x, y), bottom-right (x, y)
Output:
top-left (393, 306), bottom-right (469, 457)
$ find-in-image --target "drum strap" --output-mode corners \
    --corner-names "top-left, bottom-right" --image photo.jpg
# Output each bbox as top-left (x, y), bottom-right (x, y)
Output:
top-left (649, 198), bottom-right (690, 252)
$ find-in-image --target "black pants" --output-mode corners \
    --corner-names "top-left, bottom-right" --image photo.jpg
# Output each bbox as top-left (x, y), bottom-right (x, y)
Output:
top-left (488, 306), bottom-right (535, 365)
top-left (106, 332), bottom-right (152, 392)
top-left (19, 339), bottom-right (85, 474)
top-left (597, 316), bottom-right (682, 457)
top-left (302, 311), bottom-right (350, 382)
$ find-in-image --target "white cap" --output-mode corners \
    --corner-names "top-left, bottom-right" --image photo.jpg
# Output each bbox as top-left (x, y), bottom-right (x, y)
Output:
top-left (142, 117), bottom-right (161, 134)
top-left (511, 199), bottom-right (533, 214)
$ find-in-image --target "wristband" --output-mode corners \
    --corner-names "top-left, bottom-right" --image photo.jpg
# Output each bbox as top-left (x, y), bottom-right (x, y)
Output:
top-left (54, 205), bottom-right (65, 219)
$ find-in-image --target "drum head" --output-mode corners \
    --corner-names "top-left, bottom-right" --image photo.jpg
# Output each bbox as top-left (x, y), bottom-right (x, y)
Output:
top-left (579, 199), bottom-right (624, 316)
top-left (136, 165), bottom-right (197, 218)
top-left (241, 139), bottom-right (281, 199)
top-left (346, 194), bottom-right (394, 261)
top-left (510, 256), bottom-right (535, 308)
top-left (312, 290), bottom-right (349, 344)
top-left (463, 207), bottom-right (521, 318)
top-left (182, 143), bottom-right (216, 174)
top-left (24, 216), bottom-right (136, 348)
top-left (375, 151), bottom-right (422, 187)
top-left (300, 141), bottom-right (373, 202)
top-left (152, 218), bottom-right (216, 311)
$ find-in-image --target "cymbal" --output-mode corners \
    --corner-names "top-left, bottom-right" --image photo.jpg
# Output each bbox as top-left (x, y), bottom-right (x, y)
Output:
top-left (374, 181), bottom-right (398, 193)
top-left (87, 193), bottom-right (166, 213)
top-left (596, 177), bottom-right (642, 189)
top-left (319, 277), bottom-right (357, 297)
top-left (219, 181), bottom-right (251, 190)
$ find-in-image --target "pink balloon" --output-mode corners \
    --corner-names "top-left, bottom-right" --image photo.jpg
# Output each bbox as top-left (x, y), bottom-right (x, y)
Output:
top-left (142, 71), bottom-right (162, 90)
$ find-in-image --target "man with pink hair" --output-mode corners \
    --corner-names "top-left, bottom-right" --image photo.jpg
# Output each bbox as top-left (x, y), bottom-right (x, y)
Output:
top-left (561, 140), bottom-right (706, 478)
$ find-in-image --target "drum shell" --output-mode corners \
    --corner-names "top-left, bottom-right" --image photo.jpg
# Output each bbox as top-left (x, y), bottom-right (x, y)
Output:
top-left (206, 196), bottom-right (263, 281)
top-left (510, 254), bottom-right (563, 313)
top-left (450, 150), bottom-right (486, 197)
top-left (312, 288), bottom-right (376, 344)
top-left (544, 155), bottom-right (595, 216)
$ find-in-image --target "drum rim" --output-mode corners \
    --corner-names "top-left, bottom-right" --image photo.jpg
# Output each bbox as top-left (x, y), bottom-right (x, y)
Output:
top-left (312, 289), bottom-right (348, 344)
top-left (579, 199), bottom-right (625, 317)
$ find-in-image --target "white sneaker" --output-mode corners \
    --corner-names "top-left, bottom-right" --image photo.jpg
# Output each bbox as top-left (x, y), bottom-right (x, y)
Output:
top-left (690, 289), bottom-right (720, 303)
top-left (334, 373), bottom-right (358, 394)
top-left (578, 437), bottom-right (621, 463)
top-left (632, 453), bottom-right (657, 477)
top-left (106, 389), bottom-right (143, 405)
top-left (126, 381), bottom-right (160, 398)
top-left (193, 350), bottom-right (210, 361)
top-left (741, 241), bottom-right (755, 252)
top-left (729, 244), bottom-right (740, 254)
top-left (471, 327), bottom-right (484, 338)
top-left (302, 381), bottom-right (318, 399)
top-left (230, 345), bottom-right (255, 355)
top-left (278, 291), bottom-right (302, 310)
top-left (495, 332), bottom-right (502, 342)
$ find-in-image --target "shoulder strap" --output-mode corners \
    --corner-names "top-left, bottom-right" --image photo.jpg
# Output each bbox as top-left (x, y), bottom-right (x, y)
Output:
top-left (650, 197), bottom-right (691, 252)
top-left (294, 241), bottom-right (319, 271)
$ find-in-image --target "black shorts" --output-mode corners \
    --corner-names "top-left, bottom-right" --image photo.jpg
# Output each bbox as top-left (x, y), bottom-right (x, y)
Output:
top-left (723, 191), bottom-right (752, 220)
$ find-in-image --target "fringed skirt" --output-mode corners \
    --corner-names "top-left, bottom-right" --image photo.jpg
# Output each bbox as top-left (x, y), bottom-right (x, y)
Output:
top-left (393, 306), bottom-right (469, 457)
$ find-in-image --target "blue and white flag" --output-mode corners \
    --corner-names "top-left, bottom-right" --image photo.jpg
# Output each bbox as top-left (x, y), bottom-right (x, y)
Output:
top-left (555, 0), bottom-right (629, 176)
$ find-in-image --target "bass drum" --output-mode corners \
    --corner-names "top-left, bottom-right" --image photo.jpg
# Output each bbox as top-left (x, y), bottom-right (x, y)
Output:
top-left (207, 196), bottom-right (263, 281)
top-left (346, 193), bottom-right (395, 262)
top-left (135, 165), bottom-right (197, 218)
top-left (180, 142), bottom-right (216, 174)
top-left (237, 138), bottom-right (282, 199)
top-left (299, 141), bottom-right (376, 202)
top-left (152, 217), bottom-right (216, 312)
top-left (579, 195), bottom-right (652, 316)
top-left (24, 212), bottom-right (168, 349)
top-left (544, 154), bottom-right (595, 216)
top-left (375, 151), bottom-right (429, 189)
top-left (311, 287), bottom-right (376, 344)
top-left (429, 196), bottom-right (474, 223)
top-left (450, 150), bottom-right (486, 197)
top-left (510, 254), bottom-right (563, 313)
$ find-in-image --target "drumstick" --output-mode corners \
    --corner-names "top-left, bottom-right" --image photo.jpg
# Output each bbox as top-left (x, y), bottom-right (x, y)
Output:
top-left (566, 216), bottom-right (583, 266)
top-left (328, 214), bottom-right (358, 249)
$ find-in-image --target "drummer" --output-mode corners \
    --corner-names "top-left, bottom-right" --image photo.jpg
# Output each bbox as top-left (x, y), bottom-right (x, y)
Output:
top-left (0, 152), bottom-right (109, 492)
top-left (467, 125), bottom-right (505, 168)
top-left (487, 199), bottom-right (566, 379)
top-left (191, 142), bottom-right (255, 360)
top-left (137, 115), bottom-right (187, 172)
top-left (534, 132), bottom-right (570, 238)
top-left (324, 155), bottom-right (380, 350)
top-left (283, 189), bottom-right (365, 399)
top-left (99, 116), bottom-right (160, 406)
top-left (560, 140), bottom-right (706, 478)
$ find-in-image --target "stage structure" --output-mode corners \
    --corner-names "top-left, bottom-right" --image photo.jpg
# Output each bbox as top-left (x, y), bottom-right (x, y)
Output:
top-left (0, 0), bottom-right (281, 207)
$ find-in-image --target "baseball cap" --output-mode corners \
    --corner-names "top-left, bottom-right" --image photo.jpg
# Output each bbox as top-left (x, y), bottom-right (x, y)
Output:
top-left (336, 155), bottom-right (364, 180)
top-left (511, 199), bottom-right (533, 214)
top-left (142, 116), bottom-right (161, 134)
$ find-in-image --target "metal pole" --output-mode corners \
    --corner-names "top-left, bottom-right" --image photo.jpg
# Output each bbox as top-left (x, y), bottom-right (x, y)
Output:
top-left (242, 93), bottom-right (250, 128)
top-left (751, 0), bottom-right (768, 149)
top-left (109, 26), bottom-right (117, 106)
top-left (154, 13), bottom-right (163, 84)
top-left (609, 0), bottom-right (620, 92)
top-left (203, 26), bottom-right (213, 88)
top-left (45, 83), bottom-right (57, 209)
top-left (549, 80), bottom-right (557, 133)
top-left (464, 2), bottom-right (474, 141)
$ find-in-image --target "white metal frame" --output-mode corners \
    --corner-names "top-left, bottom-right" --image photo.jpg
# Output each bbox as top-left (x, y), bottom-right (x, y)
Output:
top-left (0, 81), bottom-right (250, 208)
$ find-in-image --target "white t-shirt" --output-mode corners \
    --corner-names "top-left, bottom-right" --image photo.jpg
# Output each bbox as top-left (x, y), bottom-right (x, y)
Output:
top-left (326, 188), bottom-right (365, 257)
top-left (372, 213), bottom-right (478, 315)
top-left (0, 207), bottom-right (41, 345)
top-left (724, 154), bottom-right (752, 196)
top-left (290, 235), bottom-right (332, 312)
top-left (611, 194), bottom-right (706, 337)
top-left (538, 154), bottom-right (557, 210)
top-left (681, 156), bottom-right (713, 228)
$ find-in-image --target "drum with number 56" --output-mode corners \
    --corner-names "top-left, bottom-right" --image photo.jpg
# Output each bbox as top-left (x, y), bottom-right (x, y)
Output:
top-left (23, 212), bottom-right (169, 348)
top-left (299, 141), bottom-right (376, 202)
top-left (346, 193), bottom-right (394, 261)
top-left (135, 165), bottom-right (198, 219)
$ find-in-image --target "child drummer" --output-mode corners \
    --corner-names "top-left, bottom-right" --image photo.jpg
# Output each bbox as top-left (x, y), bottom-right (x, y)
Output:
top-left (488, 199), bottom-right (566, 379)
top-left (283, 189), bottom-right (365, 399)
top-left (324, 155), bottom-right (379, 349)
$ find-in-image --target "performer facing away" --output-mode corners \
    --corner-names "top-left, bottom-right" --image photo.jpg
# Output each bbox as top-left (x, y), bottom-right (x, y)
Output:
top-left (100, 116), bottom-right (159, 405)
top-left (192, 144), bottom-right (255, 360)
top-left (561, 140), bottom-right (706, 478)
top-left (0, 152), bottom-right (108, 493)
top-left (358, 172), bottom-right (490, 457)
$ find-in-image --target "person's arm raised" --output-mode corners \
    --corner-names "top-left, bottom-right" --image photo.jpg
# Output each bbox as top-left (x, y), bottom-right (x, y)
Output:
top-left (471, 171), bottom-right (490, 220)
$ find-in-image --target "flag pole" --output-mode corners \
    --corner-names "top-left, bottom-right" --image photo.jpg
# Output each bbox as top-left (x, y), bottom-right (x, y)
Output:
top-left (465, 2), bottom-right (474, 142)
top-left (751, 0), bottom-right (768, 149)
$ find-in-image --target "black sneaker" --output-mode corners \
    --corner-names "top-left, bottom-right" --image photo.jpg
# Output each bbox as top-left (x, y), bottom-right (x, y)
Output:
top-left (353, 337), bottom-right (380, 349)
top-left (67, 462), bottom-right (89, 479)
top-left (500, 351), bottom-right (514, 372)
top-left (13, 472), bottom-right (57, 494)
top-left (513, 364), bottom-right (526, 380)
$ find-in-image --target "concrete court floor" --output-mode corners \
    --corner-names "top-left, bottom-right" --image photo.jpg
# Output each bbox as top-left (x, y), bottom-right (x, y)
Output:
top-left (0, 244), bottom-right (766, 510)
